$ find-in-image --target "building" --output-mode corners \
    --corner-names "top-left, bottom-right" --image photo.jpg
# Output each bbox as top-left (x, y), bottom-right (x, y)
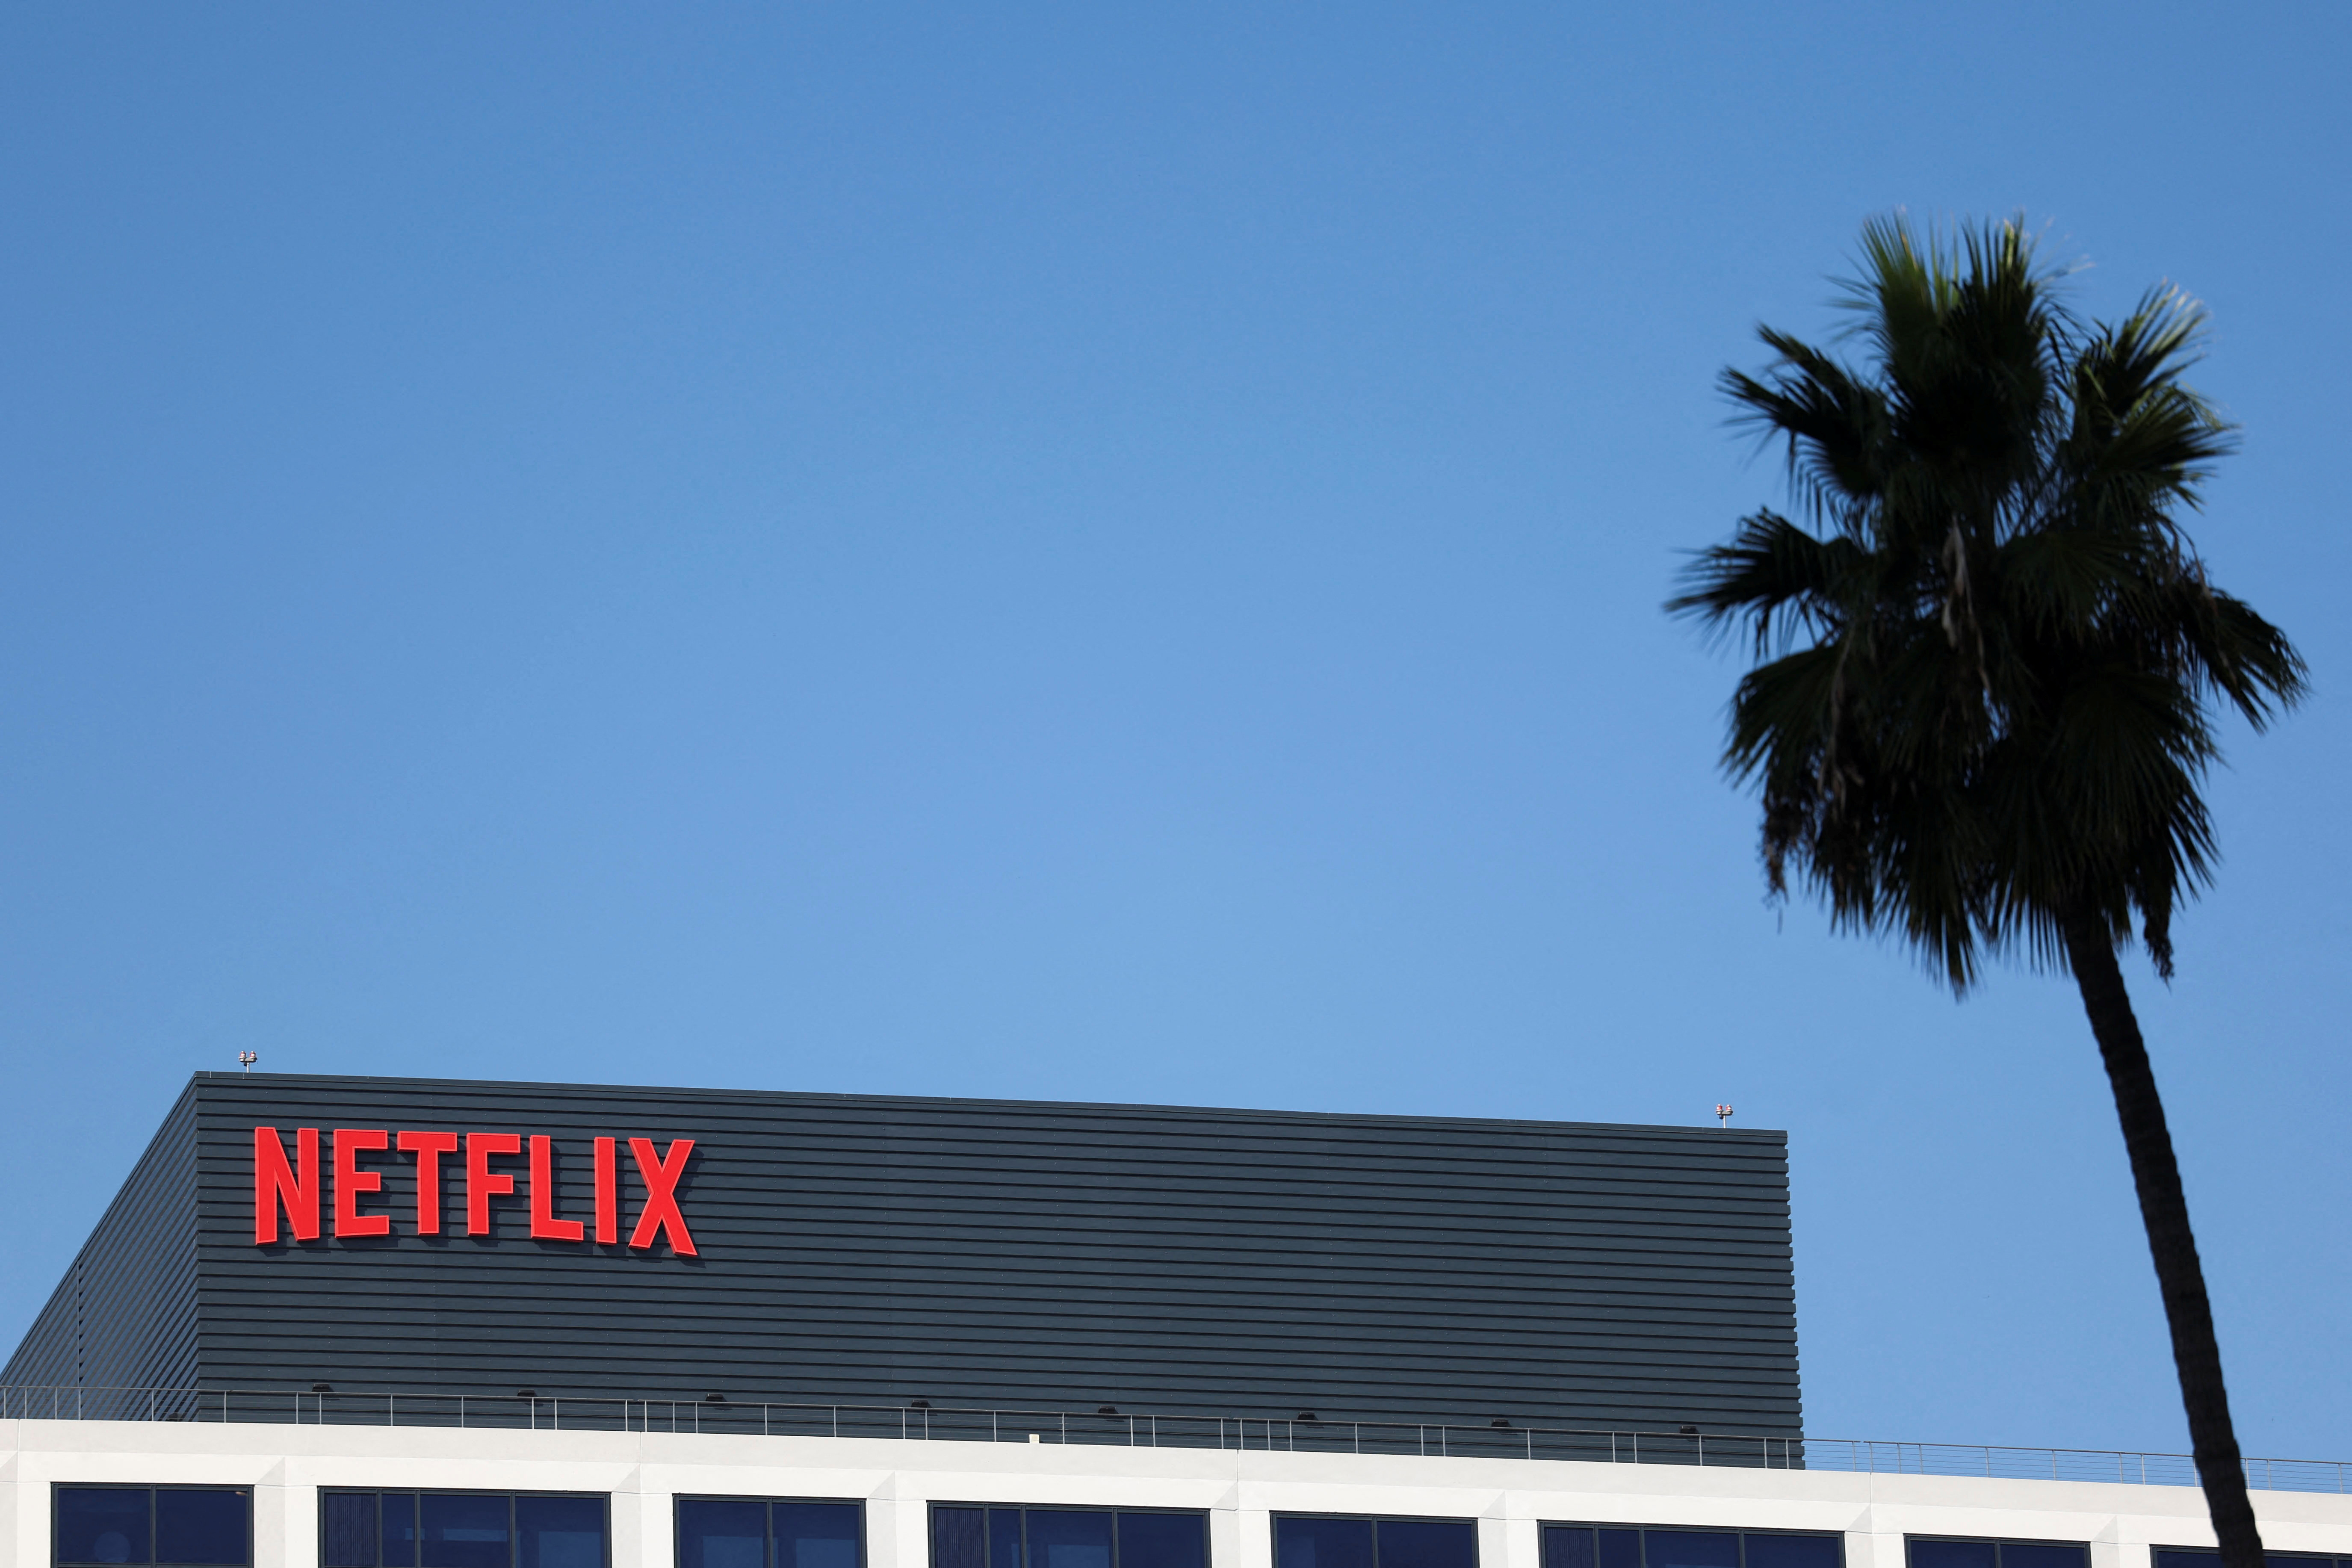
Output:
top-left (3, 1072), bottom-right (1805, 1434)
top-left (5, 1073), bottom-right (2346, 1568)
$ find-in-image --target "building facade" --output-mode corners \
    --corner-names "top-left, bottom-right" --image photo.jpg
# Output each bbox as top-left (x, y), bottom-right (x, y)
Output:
top-left (5, 1073), bottom-right (1802, 1437)
top-left (6, 1074), bottom-right (2346, 1568)
top-left (8, 1412), bottom-right (2352, 1568)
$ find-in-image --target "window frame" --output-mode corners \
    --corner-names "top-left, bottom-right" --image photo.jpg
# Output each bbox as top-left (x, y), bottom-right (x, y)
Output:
top-left (1904, 1538), bottom-right (2093, 1568)
top-left (53, 1484), bottom-right (254, 1568)
top-left (316, 1488), bottom-right (613, 1568)
top-left (674, 1494), bottom-right (868, 1568)
top-left (1539, 1523), bottom-right (1845, 1568)
top-left (1269, 1511), bottom-right (1483, 1568)
top-left (925, 1501), bottom-right (1213, 1568)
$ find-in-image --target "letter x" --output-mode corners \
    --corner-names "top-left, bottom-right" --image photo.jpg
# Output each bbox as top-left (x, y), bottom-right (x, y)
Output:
top-left (627, 1137), bottom-right (698, 1255)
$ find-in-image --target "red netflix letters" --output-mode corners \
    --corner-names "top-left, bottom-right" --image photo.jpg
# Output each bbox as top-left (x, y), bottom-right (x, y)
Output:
top-left (251, 1125), bottom-right (697, 1255)
top-left (396, 1130), bottom-right (459, 1235)
top-left (465, 1132), bottom-right (522, 1234)
top-left (593, 1136), bottom-right (619, 1246)
top-left (528, 1135), bottom-right (584, 1241)
top-left (626, 1137), bottom-right (698, 1255)
top-left (333, 1129), bottom-right (392, 1237)
top-left (254, 1126), bottom-right (320, 1243)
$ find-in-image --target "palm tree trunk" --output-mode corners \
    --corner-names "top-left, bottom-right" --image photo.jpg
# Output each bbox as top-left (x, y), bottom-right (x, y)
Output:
top-left (2062, 910), bottom-right (2264, 1568)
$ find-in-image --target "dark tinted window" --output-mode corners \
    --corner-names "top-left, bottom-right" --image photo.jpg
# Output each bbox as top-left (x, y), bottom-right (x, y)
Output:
top-left (1277, 1519), bottom-right (1378, 1568)
top-left (384, 1495), bottom-right (420, 1568)
top-left (1544, 1527), bottom-right (1840, 1568)
top-left (1274, 1516), bottom-right (1474, 1568)
top-left (321, 1494), bottom-right (604, 1568)
top-left (59, 1491), bottom-right (153, 1567)
top-left (157, 1492), bottom-right (248, 1566)
top-left (992, 1513), bottom-right (1025, 1568)
top-left (680, 1503), bottom-right (768, 1568)
top-left (327, 1496), bottom-right (380, 1568)
top-left (2154, 1553), bottom-right (2338, 1568)
top-left (1646, 1536), bottom-right (1739, 1568)
top-left (932, 1508), bottom-right (1205, 1568)
top-left (519, 1497), bottom-right (605, 1568)
top-left (1379, 1523), bottom-right (1476, 1568)
top-left (58, 1489), bottom-right (251, 1568)
top-left (1028, 1515), bottom-right (1113, 1568)
top-left (1910, 1541), bottom-right (2083, 1568)
top-left (679, 1500), bottom-right (863, 1568)
top-left (776, 1505), bottom-right (860, 1568)
top-left (933, 1512), bottom-right (986, 1568)
top-left (1908, 1546), bottom-right (1994, 1568)
top-left (1118, 1514), bottom-right (1206, 1568)
top-left (1746, 1541), bottom-right (1840, 1568)
top-left (423, 1494), bottom-right (511, 1568)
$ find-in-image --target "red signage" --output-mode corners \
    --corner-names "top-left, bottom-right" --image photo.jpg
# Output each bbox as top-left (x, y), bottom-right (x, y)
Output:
top-left (253, 1126), bottom-right (697, 1255)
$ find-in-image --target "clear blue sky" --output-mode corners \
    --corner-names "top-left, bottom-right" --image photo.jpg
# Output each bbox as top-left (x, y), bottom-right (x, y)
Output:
top-left (5, 4), bottom-right (2347, 1459)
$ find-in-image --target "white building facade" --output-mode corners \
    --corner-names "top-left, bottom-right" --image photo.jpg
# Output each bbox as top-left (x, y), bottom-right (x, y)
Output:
top-left (7, 1417), bottom-right (2348, 1568)
top-left (9, 1080), bottom-right (2337, 1568)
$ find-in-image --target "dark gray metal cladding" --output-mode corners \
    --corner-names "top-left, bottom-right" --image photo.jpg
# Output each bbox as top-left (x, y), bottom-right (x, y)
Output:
top-left (6, 1072), bottom-right (1802, 1436)
top-left (4, 1081), bottom-right (201, 1397)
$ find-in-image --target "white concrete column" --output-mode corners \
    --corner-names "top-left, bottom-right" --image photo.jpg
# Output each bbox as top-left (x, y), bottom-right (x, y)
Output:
top-left (5, 1450), bottom-right (33, 1568)
top-left (1489, 1512), bottom-right (1539, 1568)
top-left (1850, 1530), bottom-right (1909, 1568)
top-left (1229, 1506), bottom-right (1272, 1568)
top-left (1207, 1497), bottom-right (1241, 1568)
top-left (616, 1468), bottom-right (655, 1568)
top-left (258, 1462), bottom-right (293, 1568)
top-left (872, 1490), bottom-right (929, 1568)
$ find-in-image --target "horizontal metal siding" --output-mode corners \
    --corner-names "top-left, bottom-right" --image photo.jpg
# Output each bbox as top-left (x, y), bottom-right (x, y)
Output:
top-left (176, 1074), bottom-right (1799, 1434)
top-left (3, 1083), bottom-right (200, 1393)
top-left (2, 1259), bottom-right (83, 1389)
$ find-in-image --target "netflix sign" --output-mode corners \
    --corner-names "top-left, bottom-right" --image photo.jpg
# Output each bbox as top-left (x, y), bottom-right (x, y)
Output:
top-left (252, 1126), bottom-right (697, 1255)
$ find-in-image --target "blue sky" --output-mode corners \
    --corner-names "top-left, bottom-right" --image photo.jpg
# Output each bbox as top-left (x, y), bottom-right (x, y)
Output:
top-left (4, 4), bottom-right (2348, 1457)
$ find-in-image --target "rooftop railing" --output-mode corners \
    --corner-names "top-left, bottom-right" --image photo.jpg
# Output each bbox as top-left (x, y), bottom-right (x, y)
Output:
top-left (3, 1386), bottom-right (2345, 1497)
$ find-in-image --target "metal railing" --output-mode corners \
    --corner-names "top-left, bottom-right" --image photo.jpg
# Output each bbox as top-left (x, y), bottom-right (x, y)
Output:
top-left (3, 1386), bottom-right (2345, 1496)
top-left (1797, 1439), bottom-right (2352, 1495)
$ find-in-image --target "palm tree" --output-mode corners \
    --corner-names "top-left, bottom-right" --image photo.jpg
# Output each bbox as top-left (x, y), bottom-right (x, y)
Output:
top-left (1670, 216), bottom-right (2306, 1568)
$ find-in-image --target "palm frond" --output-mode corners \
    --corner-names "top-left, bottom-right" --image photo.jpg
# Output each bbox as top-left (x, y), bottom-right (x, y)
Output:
top-left (1667, 510), bottom-right (1866, 655)
top-left (1722, 330), bottom-right (1889, 523)
top-left (1678, 212), bottom-right (2307, 992)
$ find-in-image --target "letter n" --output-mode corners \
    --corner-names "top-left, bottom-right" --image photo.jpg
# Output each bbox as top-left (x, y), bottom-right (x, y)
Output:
top-left (254, 1126), bottom-right (322, 1244)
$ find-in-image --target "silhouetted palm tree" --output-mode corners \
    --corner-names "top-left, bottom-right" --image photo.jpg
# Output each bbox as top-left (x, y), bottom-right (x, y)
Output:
top-left (1672, 216), bottom-right (2305, 1568)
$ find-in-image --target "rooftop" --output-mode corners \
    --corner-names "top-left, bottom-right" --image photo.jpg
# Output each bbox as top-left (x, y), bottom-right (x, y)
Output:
top-left (5, 1385), bottom-right (2343, 1497)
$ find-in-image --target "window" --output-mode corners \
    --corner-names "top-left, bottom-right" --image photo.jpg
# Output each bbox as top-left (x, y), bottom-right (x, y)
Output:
top-left (677, 1500), bottom-right (862, 1568)
top-left (2155, 1554), bottom-right (2345, 1568)
top-left (56, 1488), bottom-right (251, 1568)
top-left (1909, 1541), bottom-right (2086, 1568)
top-left (1275, 1515), bottom-right (1477, 1568)
top-left (930, 1506), bottom-right (1206, 1568)
top-left (1545, 1527), bottom-right (1838, 1568)
top-left (321, 1493), bottom-right (608, 1568)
